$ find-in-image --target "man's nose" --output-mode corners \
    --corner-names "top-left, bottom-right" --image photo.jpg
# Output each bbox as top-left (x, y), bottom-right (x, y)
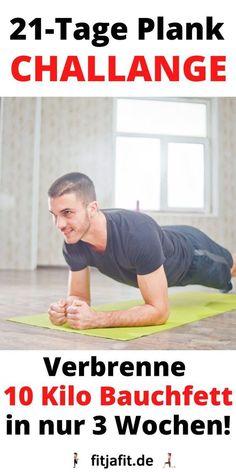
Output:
top-left (55, 215), bottom-right (66, 230)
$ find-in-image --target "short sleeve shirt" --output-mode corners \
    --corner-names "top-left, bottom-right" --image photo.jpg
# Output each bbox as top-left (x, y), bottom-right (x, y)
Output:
top-left (63, 209), bottom-right (194, 287)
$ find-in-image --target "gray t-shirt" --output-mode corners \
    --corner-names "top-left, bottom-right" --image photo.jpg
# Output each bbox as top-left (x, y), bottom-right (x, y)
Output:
top-left (63, 209), bottom-right (194, 287)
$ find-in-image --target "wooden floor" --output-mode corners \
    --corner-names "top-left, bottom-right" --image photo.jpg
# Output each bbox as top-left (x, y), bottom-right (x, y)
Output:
top-left (1, 267), bottom-right (236, 350)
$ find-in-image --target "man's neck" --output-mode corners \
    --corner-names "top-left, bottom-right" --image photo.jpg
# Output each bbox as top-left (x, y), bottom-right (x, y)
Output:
top-left (82, 210), bottom-right (107, 251)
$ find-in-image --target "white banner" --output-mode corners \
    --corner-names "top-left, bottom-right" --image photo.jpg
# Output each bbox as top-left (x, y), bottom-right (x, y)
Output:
top-left (1, 1), bottom-right (235, 471)
top-left (0, 0), bottom-right (235, 96)
top-left (0, 350), bottom-right (234, 471)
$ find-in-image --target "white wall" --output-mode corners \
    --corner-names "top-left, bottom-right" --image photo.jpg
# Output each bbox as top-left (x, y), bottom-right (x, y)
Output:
top-left (0, 97), bottom-right (235, 270)
top-left (0, 98), bottom-right (41, 269)
top-left (38, 98), bottom-right (114, 266)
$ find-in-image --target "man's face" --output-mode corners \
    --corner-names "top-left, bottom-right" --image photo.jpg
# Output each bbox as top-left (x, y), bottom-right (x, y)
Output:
top-left (48, 193), bottom-right (92, 244)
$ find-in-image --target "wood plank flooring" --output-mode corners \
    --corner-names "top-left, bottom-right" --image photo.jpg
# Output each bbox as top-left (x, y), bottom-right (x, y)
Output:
top-left (0, 267), bottom-right (235, 350)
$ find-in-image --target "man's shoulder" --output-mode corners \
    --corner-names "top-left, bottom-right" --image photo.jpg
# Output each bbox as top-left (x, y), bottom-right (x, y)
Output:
top-left (63, 239), bottom-right (86, 255)
top-left (103, 208), bottom-right (162, 246)
top-left (62, 240), bottom-right (88, 271)
top-left (102, 208), bottom-right (158, 227)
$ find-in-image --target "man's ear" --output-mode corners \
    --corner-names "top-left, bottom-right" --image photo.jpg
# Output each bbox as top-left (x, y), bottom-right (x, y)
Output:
top-left (87, 201), bottom-right (98, 218)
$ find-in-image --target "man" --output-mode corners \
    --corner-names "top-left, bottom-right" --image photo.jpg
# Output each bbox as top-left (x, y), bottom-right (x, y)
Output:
top-left (163, 452), bottom-right (174, 468)
top-left (48, 172), bottom-right (236, 330)
top-left (73, 452), bottom-right (78, 468)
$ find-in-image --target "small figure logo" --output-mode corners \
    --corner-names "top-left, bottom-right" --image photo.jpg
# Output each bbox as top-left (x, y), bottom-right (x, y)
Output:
top-left (163, 452), bottom-right (175, 468)
top-left (73, 452), bottom-right (79, 468)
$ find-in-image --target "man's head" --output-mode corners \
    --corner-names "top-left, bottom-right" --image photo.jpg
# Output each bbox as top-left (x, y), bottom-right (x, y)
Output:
top-left (48, 172), bottom-right (98, 244)
top-left (48, 172), bottom-right (96, 203)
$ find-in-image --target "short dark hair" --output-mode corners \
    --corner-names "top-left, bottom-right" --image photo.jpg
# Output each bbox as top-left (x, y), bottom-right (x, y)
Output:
top-left (48, 172), bottom-right (96, 204)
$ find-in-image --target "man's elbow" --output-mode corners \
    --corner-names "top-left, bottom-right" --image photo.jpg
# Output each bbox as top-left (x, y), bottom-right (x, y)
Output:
top-left (153, 305), bottom-right (170, 325)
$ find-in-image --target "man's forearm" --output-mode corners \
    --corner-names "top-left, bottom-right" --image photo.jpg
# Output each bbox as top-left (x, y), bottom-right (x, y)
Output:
top-left (94, 304), bottom-right (169, 328)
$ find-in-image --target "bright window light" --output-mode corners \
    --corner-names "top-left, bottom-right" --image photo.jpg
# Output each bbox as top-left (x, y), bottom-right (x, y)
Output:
top-left (115, 98), bottom-right (213, 212)
top-left (167, 143), bottom-right (205, 208)
top-left (117, 99), bottom-right (207, 137)
top-left (115, 137), bottom-right (161, 211)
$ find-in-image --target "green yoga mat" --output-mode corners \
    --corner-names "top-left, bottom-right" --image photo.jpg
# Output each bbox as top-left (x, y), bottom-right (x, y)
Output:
top-left (7, 291), bottom-right (236, 341)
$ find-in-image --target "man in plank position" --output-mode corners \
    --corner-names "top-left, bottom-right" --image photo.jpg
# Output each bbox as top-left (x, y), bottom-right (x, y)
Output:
top-left (48, 172), bottom-right (236, 329)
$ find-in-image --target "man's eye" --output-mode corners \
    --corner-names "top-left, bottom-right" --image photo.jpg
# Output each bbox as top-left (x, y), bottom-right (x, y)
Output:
top-left (64, 210), bottom-right (72, 216)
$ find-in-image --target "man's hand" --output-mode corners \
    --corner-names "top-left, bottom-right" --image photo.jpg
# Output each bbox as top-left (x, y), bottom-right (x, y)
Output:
top-left (48, 298), bottom-right (68, 326)
top-left (66, 300), bottom-right (97, 329)
top-left (48, 298), bottom-right (97, 329)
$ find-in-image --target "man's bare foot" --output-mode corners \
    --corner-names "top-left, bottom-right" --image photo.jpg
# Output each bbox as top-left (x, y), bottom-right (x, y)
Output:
top-left (231, 253), bottom-right (236, 277)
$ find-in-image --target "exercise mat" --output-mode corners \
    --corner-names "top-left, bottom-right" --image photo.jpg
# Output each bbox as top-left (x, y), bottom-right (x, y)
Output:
top-left (7, 291), bottom-right (236, 341)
